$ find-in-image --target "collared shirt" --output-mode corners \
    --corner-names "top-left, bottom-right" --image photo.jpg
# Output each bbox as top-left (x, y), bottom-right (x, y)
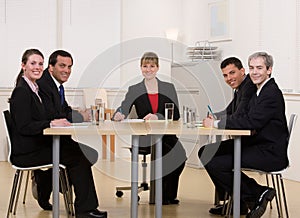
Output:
top-left (49, 73), bottom-right (62, 92)
top-left (256, 78), bottom-right (271, 96)
top-left (22, 75), bottom-right (42, 102)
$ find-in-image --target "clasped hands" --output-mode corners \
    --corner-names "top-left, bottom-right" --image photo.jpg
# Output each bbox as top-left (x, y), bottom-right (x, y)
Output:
top-left (113, 112), bottom-right (158, 121)
top-left (50, 118), bottom-right (71, 127)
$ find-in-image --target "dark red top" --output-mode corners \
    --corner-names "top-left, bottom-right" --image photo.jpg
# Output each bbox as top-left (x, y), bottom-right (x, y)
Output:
top-left (148, 93), bottom-right (158, 114)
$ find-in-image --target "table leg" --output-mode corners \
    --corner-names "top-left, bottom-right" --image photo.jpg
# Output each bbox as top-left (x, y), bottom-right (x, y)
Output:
top-left (52, 135), bottom-right (60, 218)
top-left (233, 136), bottom-right (241, 218)
top-left (149, 145), bottom-right (156, 204)
top-left (131, 135), bottom-right (139, 218)
top-left (153, 135), bottom-right (162, 218)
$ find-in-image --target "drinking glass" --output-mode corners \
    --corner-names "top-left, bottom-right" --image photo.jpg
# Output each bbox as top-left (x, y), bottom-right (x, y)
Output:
top-left (165, 103), bottom-right (174, 121)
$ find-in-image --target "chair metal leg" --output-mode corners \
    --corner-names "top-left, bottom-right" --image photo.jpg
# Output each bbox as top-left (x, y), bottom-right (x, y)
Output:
top-left (224, 195), bottom-right (232, 218)
top-left (221, 192), bottom-right (229, 216)
top-left (265, 174), bottom-right (273, 209)
top-left (271, 174), bottom-right (282, 217)
top-left (22, 170), bottom-right (30, 204)
top-left (59, 169), bottom-right (70, 216)
top-left (7, 169), bottom-right (21, 218)
top-left (275, 174), bottom-right (284, 217)
top-left (115, 154), bottom-right (150, 202)
top-left (13, 170), bottom-right (24, 215)
top-left (279, 174), bottom-right (289, 218)
top-left (60, 167), bottom-right (74, 216)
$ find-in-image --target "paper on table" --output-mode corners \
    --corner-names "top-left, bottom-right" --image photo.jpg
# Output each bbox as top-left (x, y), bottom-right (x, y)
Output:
top-left (195, 121), bottom-right (203, 127)
top-left (71, 122), bottom-right (91, 126)
top-left (121, 119), bottom-right (145, 123)
top-left (145, 119), bottom-right (166, 122)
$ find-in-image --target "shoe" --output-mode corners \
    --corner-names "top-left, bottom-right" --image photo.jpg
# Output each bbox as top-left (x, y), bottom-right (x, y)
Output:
top-left (209, 204), bottom-right (226, 215)
top-left (37, 200), bottom-right (52, 211)
top-left (162, 199), bottom-right (180, 205)
top-left (169, 199), bottom-right (180, 204)
top-left (209, 202), bottom-right (248, 215)
top-left (76, 209), bottom-right (107, 218)
top-left (246, 188), bottom-right (276, 218)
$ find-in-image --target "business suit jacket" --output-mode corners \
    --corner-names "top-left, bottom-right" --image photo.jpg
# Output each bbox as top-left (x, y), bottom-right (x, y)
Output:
top-left (37, 68), bottom-right (83, 122)
top-left (226, 78), bottom-right (289, 169)
top-left (216, 74), bottom-right (257, 128)
top-left (117, 78), bottom-right (180, 120)
top-left (9, 78), bottom-right (52, 159)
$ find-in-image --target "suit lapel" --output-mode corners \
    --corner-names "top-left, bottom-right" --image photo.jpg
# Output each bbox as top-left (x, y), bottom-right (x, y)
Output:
top-left (139, 81), bottom-right (153, 113)
top-left (44, 71), bottom-right (62, 109)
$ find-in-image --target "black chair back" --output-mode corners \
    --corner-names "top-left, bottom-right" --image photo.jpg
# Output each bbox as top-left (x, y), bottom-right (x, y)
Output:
top-left (3, 110), bottom-right (13, 139)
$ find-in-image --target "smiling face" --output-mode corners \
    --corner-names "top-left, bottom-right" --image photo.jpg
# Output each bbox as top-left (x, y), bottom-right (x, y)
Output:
top-left (22, 54), bottom-right (44, 83)
top-left (249, 57), bottom-right (272, 89)
top-left (222, 63), bottom-right (245, 89)
top-left (141, 60), bottom-right (159, 81)
top-left (48, 55), bottom-right (72, 84)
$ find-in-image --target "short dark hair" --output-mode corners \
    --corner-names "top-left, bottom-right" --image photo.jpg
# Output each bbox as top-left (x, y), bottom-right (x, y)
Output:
top-left (48, 50), bottom-right (73, 66)
top-left (220, 57), bottom-right (243, 70)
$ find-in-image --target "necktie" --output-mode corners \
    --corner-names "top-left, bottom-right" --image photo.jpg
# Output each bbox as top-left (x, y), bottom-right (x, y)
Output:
top-left (232, 90), bottom-right (237, 112)
top-left (59, 85), bottom-right (65, 105)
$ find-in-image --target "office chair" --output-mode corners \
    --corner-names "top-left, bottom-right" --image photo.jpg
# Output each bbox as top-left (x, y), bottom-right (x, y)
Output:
top-left (115, 146), bottom-right (151, 201)
top-left (3, 110), bottom-right (74, 217)
top-left (224, 113), bottom-right (297, 218)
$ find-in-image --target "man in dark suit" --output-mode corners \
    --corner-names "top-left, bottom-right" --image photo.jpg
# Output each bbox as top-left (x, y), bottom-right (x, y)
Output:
top-left (36, 50), bottom-right (107, 218)
top-left (201, 52), bottom-right (289, 218)
top-left (198, 57), bottom-right (256, 215)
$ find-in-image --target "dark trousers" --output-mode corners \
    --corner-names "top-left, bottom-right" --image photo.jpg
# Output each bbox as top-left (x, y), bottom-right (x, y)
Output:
top-left (12, 136), bottom-right (99, 213)
top-left (198, 139), bottom-right (287, 203)
top-left (161, 135), bottom-right (186, 201)
top-left (142, 134), bottom-right (186, 201)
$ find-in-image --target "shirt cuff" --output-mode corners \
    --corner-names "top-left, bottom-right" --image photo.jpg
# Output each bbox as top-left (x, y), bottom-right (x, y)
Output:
top-left (214, 120), bottom-right (220, 128)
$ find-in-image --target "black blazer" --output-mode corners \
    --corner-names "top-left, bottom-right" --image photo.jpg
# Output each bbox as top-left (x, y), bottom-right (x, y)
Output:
top-left (37, 68), bottom-right (83, 122)
top-left (114, 78), bottom-right (186, 161)
top-left (217, 74), bottom-right (257, 128)
top-left (226, 78), bottom-right (289, 167)
top-left (9, 78), bottom-right (52, 158)
top-left (116, 78), bottom-right (180, 120)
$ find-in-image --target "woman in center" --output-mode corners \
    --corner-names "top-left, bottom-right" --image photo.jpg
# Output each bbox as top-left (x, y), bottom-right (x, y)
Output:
top-left (113, 51), bottom-right (186, 204)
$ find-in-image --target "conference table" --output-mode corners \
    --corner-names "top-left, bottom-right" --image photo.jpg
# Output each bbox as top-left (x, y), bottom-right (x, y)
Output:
top-left (44, 120), bottom-right (250, 218)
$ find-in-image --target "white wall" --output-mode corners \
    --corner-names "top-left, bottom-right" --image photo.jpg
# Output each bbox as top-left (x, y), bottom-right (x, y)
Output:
top-left (0, 0), bottom-right (121, 89)
top-left (1, 0), bottom-right (300, 182)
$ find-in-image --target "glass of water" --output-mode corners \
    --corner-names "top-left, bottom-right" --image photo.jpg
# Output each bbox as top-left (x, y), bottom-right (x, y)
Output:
top-left (165, 103), bottom-right (174, 121)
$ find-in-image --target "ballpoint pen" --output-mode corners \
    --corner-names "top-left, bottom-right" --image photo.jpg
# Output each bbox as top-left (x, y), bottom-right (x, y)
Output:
top-left (207, 105), bottom-right (217, 119)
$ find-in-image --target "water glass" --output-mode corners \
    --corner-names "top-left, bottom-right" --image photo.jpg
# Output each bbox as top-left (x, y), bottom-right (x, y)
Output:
top-left (91, 105), bottom-right (99, 125)
top-left (187, 108), bottom-right (196, 128)
top-left (165, 103), bottom-right (174, 121)
top-left (98, 102), bottom-right (105, 122)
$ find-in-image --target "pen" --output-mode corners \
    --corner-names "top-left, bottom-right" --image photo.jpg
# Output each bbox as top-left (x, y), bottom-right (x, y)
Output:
top-left (207, 105), bottom-right (217, 119)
